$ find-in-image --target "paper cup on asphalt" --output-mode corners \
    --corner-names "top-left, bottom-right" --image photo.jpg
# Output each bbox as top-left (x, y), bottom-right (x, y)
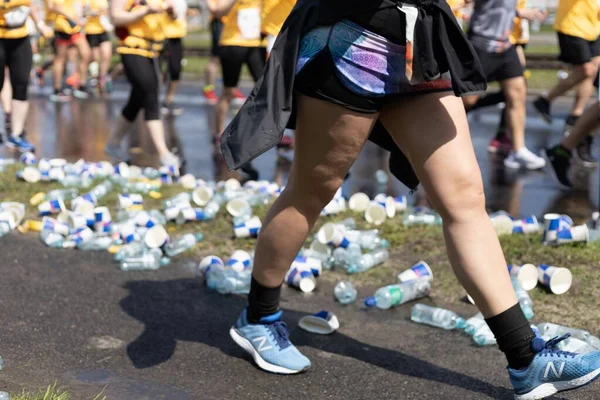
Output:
top-left (512, 216), bottom-right (539, 234)
top-left (178, 173), bottom-right (197, 189)
top-left (225, 250), bottom-right (253, 272)
top-left (0, 211), bottom-right (16, 230)
top-left (293, 255), bottom-right (323, 277)
top-left (38, 199), bottom-right (65, 216)
top-left (144, 225), bottom-right (170, 249)
top-left (226, 198), bottom-right (252, 218)
top-left (556, 224), bottom-right (589, 245)
top-left (348, 192), bottom-right (370, 212)
top-left (21, 166), bottom-right (41, 183)
top-left (70, 226), bottom-right (94, 245)
top-left (538, 265), bottom-right (572, 295)
top-left (317, 222), bottom-right (350, 248)
top-left (42, 217), bottom-right (70, 236)
top-left (398, 261), bottom-right (433, 283)
top-left (233, 216), bottom-right (262, 238)
top-left (507, 263), bottom-right (538, 291)
top-left (118, 194), bottom-right (143, 209)
top-left (285, 264), bottom-right (316, 293)
top-left (364, 202), bottom-right (387, 225)
top-left (192, 186), bottom-right (214, 206)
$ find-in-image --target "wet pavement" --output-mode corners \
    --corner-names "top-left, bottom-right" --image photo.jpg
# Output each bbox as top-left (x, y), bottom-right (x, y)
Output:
top-left (5, 82), bottom-right (599, 222)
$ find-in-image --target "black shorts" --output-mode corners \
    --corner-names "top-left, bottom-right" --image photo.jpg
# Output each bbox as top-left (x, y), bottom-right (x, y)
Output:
top-left (516, 43), bottom-right (527, 50)
top-left (86, 32), bottom-right (109, 48)
top-left (474, 45), bottom-right (524, 83)
top-left (210, 18), bottom-right (223, 57)
top-left (219, 45), bottom-right (265, 87)
top-left (557, 32), bottom-right (600, 65)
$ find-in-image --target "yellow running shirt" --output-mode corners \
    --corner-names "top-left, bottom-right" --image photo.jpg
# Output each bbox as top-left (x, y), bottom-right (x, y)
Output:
top-left (53, 0), bottom-right (82, 34)
top-left (554, 0), bottom-right (600, 41)
top-left (219, 0), bottom-right (262, 47)
top-left (162, 0), bottom-right (187, 39)
top-left (116, 0), bottom-right (166, 58)
top-left (261, 0), bottom-right (295, 37)
top-left (84, 0), bottom-right (108, 34)
top-left (0, 0), bottom-right (31, 38)
top-left (510, 0), bottom-right (529, 45)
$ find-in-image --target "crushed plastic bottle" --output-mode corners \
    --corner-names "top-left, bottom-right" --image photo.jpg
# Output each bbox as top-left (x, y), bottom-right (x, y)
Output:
top-left (90, 180), bottom-right (113, 200)
top-left (0, 221), bottom-right (10, 237)
top-left (206, 264), bottom-right (252, 294)
top-left (334, 281), bottom-right (357, 304)
top-left (536, 323), bottom-right (600, 349)
top-left (473, 324), bottom-right (497, 346)
top-left (163, 192), bottom-right (192, 209)
top-left (46, 188), bottom-right (79, 201)
top-left (77, 236), bottom-right (113, 251)
top-left (365, 278), bottom-right (431, 309)
top-left (115, 241), bottom-right (145, 261)
top-left (60, 174), bottom-right (92, 188)
top-left (120, 249), bottom-right (170, 271)
top-left (512, 278), bottom-right (534, 320)
top-left (464, 312), bottom-right (486, 336)
top-left (164, 233), bottom-right (204, 257)
top-left (0, 391), bottom-right (8, 400)
top-left (344, 229), bottom-right (389, 250)
top-left (402, 209), bottom-right (442, 226)
top-left (347, 248), bottom-right (389, 274)
top-left (41, 229), bottom-right (65, 248)
top-left (411, 303), bottom-right (466, 330)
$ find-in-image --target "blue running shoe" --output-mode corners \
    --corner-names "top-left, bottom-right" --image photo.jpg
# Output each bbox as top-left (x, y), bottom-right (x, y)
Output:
top-left (509, 334), bottom-right (600, 399)
top-left (230, 309), bottom-right (311, 374)
top-left (6, 135), bottom-right (35, 152)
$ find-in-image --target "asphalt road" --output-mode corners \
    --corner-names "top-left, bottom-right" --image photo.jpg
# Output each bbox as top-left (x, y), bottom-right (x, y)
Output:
top-left (1, 233), bottom-right (599, 399)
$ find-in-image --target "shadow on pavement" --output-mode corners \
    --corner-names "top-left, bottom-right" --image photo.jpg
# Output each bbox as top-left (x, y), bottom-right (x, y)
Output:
top-left (119, 278), bottom-right (561, 400)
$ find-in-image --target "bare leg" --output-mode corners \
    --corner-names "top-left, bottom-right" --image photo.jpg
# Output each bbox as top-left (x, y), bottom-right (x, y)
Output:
top-left (99, 42), bottom-right (112, 80)
top-left (53, 44), bottom-right (68, 92)
top-left (546, 63), bottom-right (596, 103)
top-left (108, 114), bottom-right (134, 146)
top-left (74, 37), bottom-right (91, 86)
top-left (145, 119), bottom-right (170, 158)
top-left (1, 69), bottom-right (11, 113)
top-left (165, 80), bottom-right (179, 104)
top-left (500, 77), bottom-right (526, 151)
top-left (204, 56), bottom-right (219, 87)
top-left (563, 102), bottom-right (600, 150)
top-left (252, 94), bottom-right (377, 287)
top-left (11, 100), bottom-right (28, 135)
top-left (215, 87), bottom-right (235, 134)
top-left (571, 72), bottom-right (596, 117)
top-left (379, 92), bottom-right (517, 316)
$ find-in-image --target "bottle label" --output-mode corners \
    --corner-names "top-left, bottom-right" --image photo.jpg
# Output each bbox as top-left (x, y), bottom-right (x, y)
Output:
top-left (388, 287), bottom-right (403, 305)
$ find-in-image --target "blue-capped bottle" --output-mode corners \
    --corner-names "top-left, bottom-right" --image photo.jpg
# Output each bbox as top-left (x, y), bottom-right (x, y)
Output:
top-left (365, 278), bottom-right (431, 309)
top-left (120, 249), bottom-right (170, 271)
top-left (511, 278), bottom-right (534, 320)
top-left (347, 248), bottom-right (389, 274)
top-left (164, 233), bottom-right (204, 257)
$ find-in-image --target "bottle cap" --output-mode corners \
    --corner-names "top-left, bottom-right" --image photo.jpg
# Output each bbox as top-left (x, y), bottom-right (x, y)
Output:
top-left (364, 296), bottom-right (376, 307)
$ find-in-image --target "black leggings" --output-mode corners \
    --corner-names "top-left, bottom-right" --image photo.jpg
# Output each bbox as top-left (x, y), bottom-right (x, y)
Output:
top-left (121, 53), bottom-right (160, 121)
top-left (219, 45), bottom-right (265, 88)
top-left (0, 36), bottom-right (32, 101)
top-left (162, 38), bottom-right (183, 81)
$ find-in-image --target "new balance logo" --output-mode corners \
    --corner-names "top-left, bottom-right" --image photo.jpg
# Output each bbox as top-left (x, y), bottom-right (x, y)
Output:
top-left (543, 362), bottom-right (566, 380)
top-left (252, 336), bottom-right (273, 352)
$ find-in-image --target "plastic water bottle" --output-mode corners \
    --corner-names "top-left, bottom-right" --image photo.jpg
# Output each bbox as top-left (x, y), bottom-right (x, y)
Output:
top-left (555, 337), bottom-right (598, 353)
top-left (0, 391), bottom-right (8, 400)
top-left (334, 281), bottom-right (357, 304)
top-left (246, 191), bottom-right (270, 206)
top-left (120, 249), bottom-right (170, 271)
top-left (536, 322), bottom-right (591, 342)
top-left (77, 236), bottom-right (113, 251)
top-left (512, 278), bottom-right (534, 320)
top-left (530, 6), bottom-right (545, 33)
top-left (0, 354), bottom-right (4, 370)
top-left (464, 312), bottom-right (487, 336)
top-left (206, 265), bottom-right (251, 294)
top-left (41, 229), bottom-right (65, 248)
top-left (91, 180), bottom-right (113, 200)
top-left (347, 248), bottom-right (389, 274)
top-left (375, 169), bottom-right (388, 185)
top-left (115, 242), bottom-right (144, 261)
top-left (345, 229), bottom-right (389, 250)
top-left (0, 157), bottom-right (15, 166)
top-left (46, 188), bottom-right (79, 201)
top-left (0, 221), bottom-right (10, 237)
top-left (163, 192), bottom-right (192, 209)
top-left (123, 181), bottom-right (156, 194)
top-left (335, 218), bottom-right (357, 230)
top-left (366, 278), bottom-right (431, 309)
top-left (402, 210), bottom-right (442, 226)
top-left (473, 324), bottom-right (497, 346)
top-left (164, 233), bottom-right (204, 257)
top-left (411, 303), bottom-right (467, 330)
top-left (143, 167), bottom-right (160, 179)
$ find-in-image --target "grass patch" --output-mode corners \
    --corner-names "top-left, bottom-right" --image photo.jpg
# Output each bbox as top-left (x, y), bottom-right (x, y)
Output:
top-left (2, 159), bottom-right (599, 332)
top-left (10, 383), bottom-right (106, 400)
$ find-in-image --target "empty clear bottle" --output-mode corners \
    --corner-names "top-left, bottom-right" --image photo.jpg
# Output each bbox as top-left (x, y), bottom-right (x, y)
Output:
top-left (366, 278), bottom-right (431, 309)
top-left (206, 265), bottom-right (251, 294)
top-left (345, 229), bottom-right (388, 250)
top-left (334, 281), bottom-right (357, 304)
top-left (77, 236), bottom-right (113, 251)
top-left (0, 221), bottom-right (10, 237)
top-left (464, 312), bottom-right (486, 336)
top-left (347, 248), bottom-right (389, 274)
top-left (163, 192), bottom-right (192, 209)
top-left (0, 391), bottom-right (8, 400)
top-left (115, 241), bottom-right (144, 261)
top-left (120, 249), bottom-right (170, 271)
top-left (402, 211), bottom-right (442, 227)
top-left (143, 167), bottom-right (160, 179)
top-left (536, 322), bottom-right (591, 342)
top-left (0, 355), bottom-right (3, 370)
top-left (41, 229), bottom-right (64, 248)
top-left (473, 324), bottom-right (497, 346)
top-left (46, 188), bottom-right (79, 201)
top-left (335, 218), bottom-right (357, 230)
top-left (411, 303), bottom-right (466, 330)
top-left (512, 278), bottom-right (534, 320)
top-left (91, 180), bottom-right (113, 200)
top-left (61, 175), bottom-right (92, 188)
top-left (123, 181), bottom-right (156, 194)
top-left (246, 191), bottom-right (270, 206)
top-left (164, 233), bottom-right (204, 257)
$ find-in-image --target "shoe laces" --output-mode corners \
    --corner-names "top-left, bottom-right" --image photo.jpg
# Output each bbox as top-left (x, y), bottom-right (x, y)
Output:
top-left (540, 334), bottom-right (577, 359)
top-left (269, 321), bottom-right (291, 349)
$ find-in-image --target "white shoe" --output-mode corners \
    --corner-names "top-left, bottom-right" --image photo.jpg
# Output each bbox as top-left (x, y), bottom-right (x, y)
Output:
top-left (504, 148), bottom-right (546, 170)
top-left (160, 152), bottom-right (181, 168)
top-left (104, 143), bottom-right (128, 162)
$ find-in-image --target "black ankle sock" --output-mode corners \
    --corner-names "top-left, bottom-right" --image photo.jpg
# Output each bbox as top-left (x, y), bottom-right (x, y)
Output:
top-left (554, 144), bottom-right (572, 158)
top-left (247, 277), bottom-right (282, 323)
top-left (485, 303), bottom-right (536, 370)
top-left (470, 91), bottom-right (506, 112)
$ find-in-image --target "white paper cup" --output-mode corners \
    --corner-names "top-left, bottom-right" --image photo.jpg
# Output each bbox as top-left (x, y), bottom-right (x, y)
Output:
top-left (70, 226), bottom-right (94, 244)
top-left (225, 250), bottom-right (253, 272)
top-left (395, 196), bottom-right (408, 212)
top-left (512, 216), bottom-right (539, 234)
top-left (322, 197), bottom-right (346, 215)
top-left (67, 212), bottom-right (88, 231)
top-left (507, 263), bottom-right (538, 291)
top-left (556, 224), bottom-right (589, 244)
top-left (543, 213), bottom-right (561, 243)
top-left (114, 162), bottom-right (130, 178)
top-left (73, 200), bottom-right (95, 223)
top-left (119, 222), bottom-right (138, 243)
top-left (42, 216), bottom-right (70, 236)
top-left (134, 211), bottom-right (156, 228)
top-left (199, 255), bottom-right (224, 273)
top-left (2, 202), bottom-right (24, 227)
top-left (144, 225), bottom-right (170, 248)
top-left (192, 187), bottom-right (214, 207)
top-left (0, 211), bottom-right (16, 230)
top-left (538, 265), bottom-right (572, 295)
top-left (38, 199), bottom-right (65, 216)
top-left (348, 192), bottom-right (370, 212)
top-left (117, 194), bottom-right (143, 209)
top-left (226, 198), bottom-right (252, 217)
top-left (233, 216), bottom-right (262, 238)
top-left (292, 255), bottom-right (323, 277)
top-left (364, 202), bottom-right (387, 225)
top-left (398, 261), bottom-right (433, 283)
top-left (316, 222), bottom-right (350, 248)
top-left (298, 311), bottom-right (339, 335)
top-left (285, 264), bottom-right (316, 293)
top-left (49, 158), bottom-right (67, 168)
top-left (178, 173), bottom-right (196, 189)
top-left (490, 214), bottom-right (514, 236)
top-left (224, 178), bottom-right (241, 191)
top-left (20, 166), bottom-right (41, 183)
top-left (94, 207), bottom-right (112, 223)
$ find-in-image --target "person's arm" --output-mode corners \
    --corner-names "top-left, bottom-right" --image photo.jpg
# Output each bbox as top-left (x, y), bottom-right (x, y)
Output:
top-left (110, 0), bottom-right (159, 26)
top-left (207, 0), bottom-right (236, 19)
top-left (30, 7), bottom-right (53, 37)
top-left (516, 7), bottom-right (547, 21)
